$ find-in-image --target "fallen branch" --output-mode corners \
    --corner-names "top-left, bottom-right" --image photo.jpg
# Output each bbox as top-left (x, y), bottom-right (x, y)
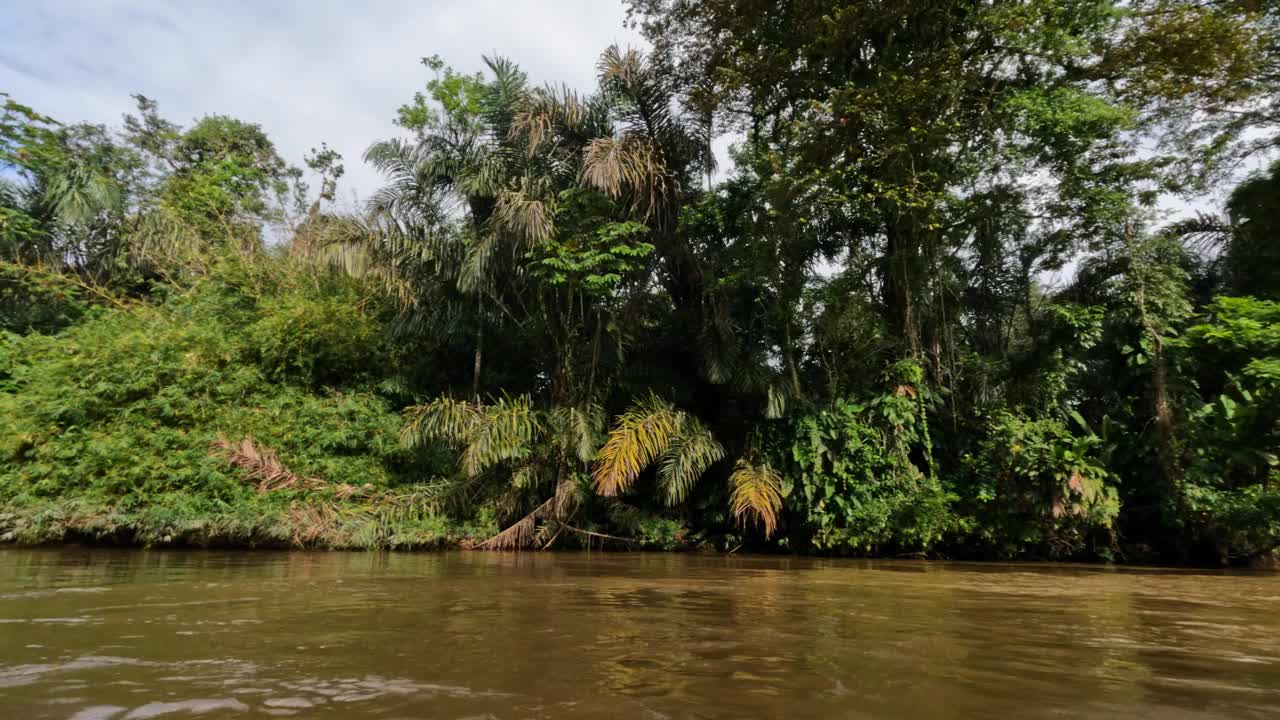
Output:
top-left (561, 524), bottom-right (638, 548)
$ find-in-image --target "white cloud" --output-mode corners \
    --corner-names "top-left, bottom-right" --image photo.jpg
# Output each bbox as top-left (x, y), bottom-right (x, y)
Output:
top-left (1, 0), bottom-right (644, 201)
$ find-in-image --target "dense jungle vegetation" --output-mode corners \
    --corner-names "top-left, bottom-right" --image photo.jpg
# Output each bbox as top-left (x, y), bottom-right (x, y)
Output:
top-left (2, 0), bottom-right (1278, 563)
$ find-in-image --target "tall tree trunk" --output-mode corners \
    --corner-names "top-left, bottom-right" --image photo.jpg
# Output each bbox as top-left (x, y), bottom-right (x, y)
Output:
top-left (472, 295), bottom-right (483, 404)
top-left (1130, 239), bottom-right (1179, 497)
top-left (883, 222), bottom-right (922, 357)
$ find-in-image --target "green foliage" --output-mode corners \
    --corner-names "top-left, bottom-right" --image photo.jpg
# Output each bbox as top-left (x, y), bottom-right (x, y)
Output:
top-left (154, 112), bottom-right (302, 239)
top-left (0, 263), bottom-right (87, 334)
top-left (959, 412), bottom-right (1119, 558)
top-left (0, 251), bottom-right (471, 547)
top-left (1173, 296), bottom-right (1280, 560)
top-left (249, 287), bottom-right (383, 385)
top-left (776, 395), bottom-right (954, 555)
top-left (395, 55), bottom-right (491, 134)
top-left (537, 190), bottom-right (653, 291)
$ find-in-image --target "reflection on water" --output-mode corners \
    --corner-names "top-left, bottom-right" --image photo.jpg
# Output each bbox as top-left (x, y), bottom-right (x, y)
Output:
top-left (1, 549), bottom-right (1278, 719)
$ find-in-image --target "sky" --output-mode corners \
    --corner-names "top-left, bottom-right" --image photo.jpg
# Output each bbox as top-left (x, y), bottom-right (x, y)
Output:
top-left (1, 0), bottom-right (645, 203)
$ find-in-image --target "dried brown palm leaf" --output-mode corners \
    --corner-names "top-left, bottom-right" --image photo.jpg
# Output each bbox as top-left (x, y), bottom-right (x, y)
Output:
top-left (475, 497), bottom-right (554, 551)
top-left (286, 501), bottom-right (338, 547)
top-left (553, 476), bottom-right (581, 518)
top-left (597, 45), bottom-right (645, 87)
top-left (212, 436), bottom-right (326, 493)
top-left (580, 136), bottom-right (670, 220)
top-left (512, 86), bottom-right (590, 154)
top-left (494, 188), bottom-right (553, 246)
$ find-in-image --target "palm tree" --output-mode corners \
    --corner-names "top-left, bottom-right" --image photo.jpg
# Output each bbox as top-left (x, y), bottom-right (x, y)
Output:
top-left (1, 156), bottom-right (122, 272)
top-left (361, 50), bottom-right (783, 548)
top-left (360, 56), bottom-right (535, 399)
top-left (515, 45), bottom-right (716, 311)
top-left (1170, 162), bottom-right (1280, 299)
top-left (593, 393), bottom-right (782, 538)
top-left (402, 394), bottom-right (604, 549)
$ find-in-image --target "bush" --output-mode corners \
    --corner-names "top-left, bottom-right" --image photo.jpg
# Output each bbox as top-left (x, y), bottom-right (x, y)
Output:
top-left (0, 251), bottom-right (470, 547)
top-left (1174, 296), bottom-right (1280, 561)
top-left (958, 411), bottom-right (1119, 558)
top-left (776, 394), bottom-right (956, 555)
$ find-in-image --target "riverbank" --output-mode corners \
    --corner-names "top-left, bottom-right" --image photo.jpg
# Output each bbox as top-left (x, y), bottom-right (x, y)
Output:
top-left (0, 495), bottom-right (491, 550)
top-left (4, 493), bottom-right (1280, 566)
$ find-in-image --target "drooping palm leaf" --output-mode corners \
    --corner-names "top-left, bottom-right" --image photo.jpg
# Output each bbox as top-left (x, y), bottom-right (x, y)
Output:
top-left (729, 459), bottom-right (783, 539)
top-left (580, 135), bottom-right (671, 221)
top-left (402, 396), bottom-right (484, 449)
top-left (403, 395), bottom-right (542, 479)
top-left (550, 403), bottom-right (605, 464)
top-left (593, 393), bottom-right (682, 496)
top-left (656, 419), bottom-right (724, 505)
top-left (593, 394), bottom-right (723, 499)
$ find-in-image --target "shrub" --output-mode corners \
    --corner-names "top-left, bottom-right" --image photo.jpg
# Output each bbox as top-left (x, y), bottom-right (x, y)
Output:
top-left (959, 411), bottom-right (1119, 558)
top-left (776, 392), bottom-right (956, 555)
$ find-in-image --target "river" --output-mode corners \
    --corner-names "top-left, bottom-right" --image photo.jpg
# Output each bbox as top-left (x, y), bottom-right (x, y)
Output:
top-left (1, 549), bottom-right (1278, 719)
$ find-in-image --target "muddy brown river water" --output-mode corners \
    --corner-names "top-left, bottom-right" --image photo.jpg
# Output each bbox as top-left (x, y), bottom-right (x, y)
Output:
top-left (1, 549), bottom-right (1278, 719)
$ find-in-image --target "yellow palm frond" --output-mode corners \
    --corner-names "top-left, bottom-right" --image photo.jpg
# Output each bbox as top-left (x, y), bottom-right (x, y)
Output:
top-left (593, 395), bottom-right (723, 501)
top-left (729, 459), bottom-right (783, 539)
top-left (593, 394), bottom-right (681, 496)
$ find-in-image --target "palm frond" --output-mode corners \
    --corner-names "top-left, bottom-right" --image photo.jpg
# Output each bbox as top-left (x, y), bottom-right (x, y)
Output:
top-left (458, 394), bottom-right (541, 477)
top-left (1165, 211), bottom-right (1233, 256)
top-left (127, 207), bottom-right (202, 271)
top-left (766, 381), bottom-right (791, 420)
top-left (698, 293), bottom-right (741, 385)
top-left (45, 163), bottom-right (121, 226)
top-left (493, 187), bottom-right (553, 246)
top-left (458, 230), bottom-right (499, 293)
top-left (656, 419), bottom-right (724, 505)
top-left (729, 459), bottom-right (783, 539)
top-left (580, 136), bottom-right (670, 220)
top-left (480, 54), bottom-right (528, 140)
top-left (511, 463), bottom-right (542, 490)
top-left (475, 496), bottom-right (553, 550)
top-left (212, 436), bottom-right (327, 493)
top-left (593, 393), bottom-right (682, 496)
top-left (403, 395), bottom-right (542, 478)
top-left (594, 394), bottom-right (721, 500)
top-left (553, 476), bottom-right (582, 518)
top-left (550, 404), bottom-right (604, 464)
top-left (512, 84), bottom-right (610, 156)
top-left (401, 396), bottom-right (483, 449)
